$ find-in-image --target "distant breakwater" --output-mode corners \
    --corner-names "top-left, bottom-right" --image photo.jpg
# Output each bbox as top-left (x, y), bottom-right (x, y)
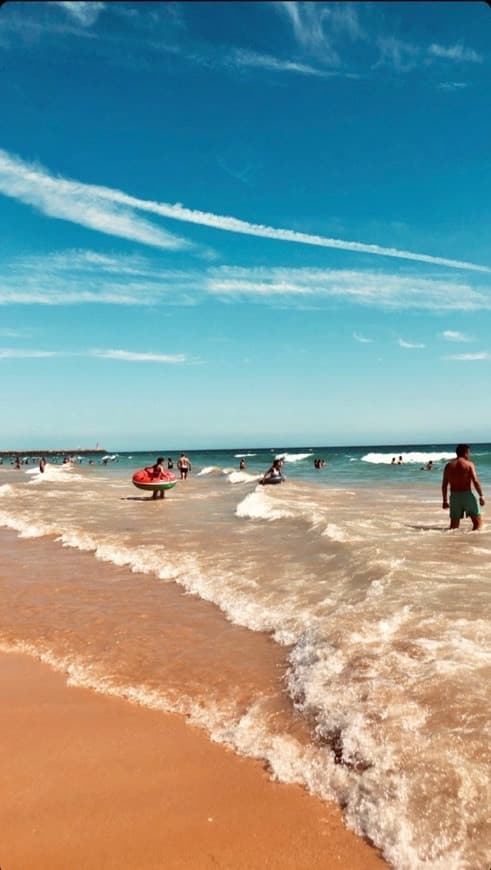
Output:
top-left (0, 449), bottom-right (107, 457)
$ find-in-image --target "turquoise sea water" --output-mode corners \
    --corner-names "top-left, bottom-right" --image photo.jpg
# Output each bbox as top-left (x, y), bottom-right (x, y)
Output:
top-left (32, 444), bottom-right (491, 498)
top-left (26, 441), bottom-right (491, 488)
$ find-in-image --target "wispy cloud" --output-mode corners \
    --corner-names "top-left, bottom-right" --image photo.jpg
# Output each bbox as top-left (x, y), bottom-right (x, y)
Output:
top-left (277, 2), bottom-right (364, 64)
top-left (215, 155), bottom-right (258, 187)
top-left (53, 2), bottom-right (106, 27)
top-left (0, 345), bottom-right (188, 363)
top-left (229, 48), bottom-right (339, 78)
top-left (445, 352), bottom-right (490, 361)
top-left (2, 254), bottom-right (491, 312)
top-left (206, 266), bottom-right (491, 311)
top-left (376, 37), bottom-right (484, 73)
top-left (0, 250), bottom-right (200, 306)
top-left (437, 82), bottom-right (468, 91)
top-left (0, 151), bottom-right (193, 253)
top-left (375, 37), bottom-right (420, 73)
top-left (353, 332), bottom-right (373, 343)
top-left (0, 348), bottom-right (59, 359)
top-left (428, 43), bottom-right (483, 64)
top-left (278, 1), bottom-right (339, 63)
top-left (1, 150), bottom-right (490, 273)
top-left (0, 2), bottom-right (103, 44)
top-left (90, 349), bottom-right (187, 363)
top-left (398, 338), bottom-right (426, 349)
top-left (441, 330), bottom-right (472, 342)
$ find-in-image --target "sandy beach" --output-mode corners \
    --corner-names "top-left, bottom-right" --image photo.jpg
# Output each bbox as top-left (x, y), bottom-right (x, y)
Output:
top-left (1, 651), bottom-right (384, 869)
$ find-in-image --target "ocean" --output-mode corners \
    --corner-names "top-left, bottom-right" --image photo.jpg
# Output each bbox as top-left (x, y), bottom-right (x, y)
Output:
top-left (1, 443), bottom-right (490, 869)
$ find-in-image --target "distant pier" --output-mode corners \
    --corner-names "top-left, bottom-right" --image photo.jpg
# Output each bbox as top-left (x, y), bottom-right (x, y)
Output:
top-left (0, 449), bottom-right (107, 457)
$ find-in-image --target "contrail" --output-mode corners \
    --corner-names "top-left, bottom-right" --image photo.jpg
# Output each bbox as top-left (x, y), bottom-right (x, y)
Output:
top-left (1, 149), bottom-right (490, 273)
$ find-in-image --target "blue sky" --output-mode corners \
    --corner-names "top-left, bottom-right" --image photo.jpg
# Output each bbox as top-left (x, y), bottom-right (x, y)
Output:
top-left (1, 1), bottom-right (490, 449)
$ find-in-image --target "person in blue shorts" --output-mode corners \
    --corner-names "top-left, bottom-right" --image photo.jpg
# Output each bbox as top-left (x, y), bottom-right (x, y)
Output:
top-left (441, 444), bottom-right (485, 530)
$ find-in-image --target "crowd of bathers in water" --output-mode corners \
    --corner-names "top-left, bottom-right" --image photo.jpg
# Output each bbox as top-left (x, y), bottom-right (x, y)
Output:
top-left (391, 455), bottom-right (434, 470)
top-left (4, 444), bottom-right (485, 531)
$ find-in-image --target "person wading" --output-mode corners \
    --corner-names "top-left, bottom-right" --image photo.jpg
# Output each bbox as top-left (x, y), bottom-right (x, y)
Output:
top-left (442, 444), bottom-right (485, 530)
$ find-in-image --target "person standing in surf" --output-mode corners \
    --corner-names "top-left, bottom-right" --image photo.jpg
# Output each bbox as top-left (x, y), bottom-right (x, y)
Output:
top-left (177, 453), bottom-right (192, 480)
top-left (146, 457), bottom-right (166, 500)
top-left (442, 444), bottom-right (485, 530)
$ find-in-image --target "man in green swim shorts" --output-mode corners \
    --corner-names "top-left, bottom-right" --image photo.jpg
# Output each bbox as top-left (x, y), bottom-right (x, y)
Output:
top-left (442, 444), bottom-right (485, 530)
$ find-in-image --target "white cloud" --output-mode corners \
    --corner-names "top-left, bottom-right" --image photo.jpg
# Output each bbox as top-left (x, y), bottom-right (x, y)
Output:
top-left (441, 330), bottom-right (472, 342)
top-left (145, 203), bottom-right (490, 273)
top-left (0, 150), bottom-right (192, 253)
top-left (428, 43), bottom-right (483, 64)
top-left (445, 352), bottom-right (490, 361)
top-left (0, 348), bottom-right (59, 359)
top-left (0, 344), bottom-right (188, 363)
top-left (0, 250), bottom-right (199, 306)
top-left (0, 4), bottom-right (101, 44)
top-left (277, 2), bottom-right (363, 64)
top-left (323, 3), bottom-right (364, 42)
top-left (398, 338), bottom-right (426, 349)
top-left (1, 149), bottom-right (490, 274)
top-left (206, 266), bottom-right (491, 311)
top-left (2, 255), bottom-right (491, 313)
top-left (278, 1), bottom-right (339, 62)
top-left (54, 2), bottom-right (106, 27)
top-left (229, 48), bottom-right (336, 78)
top-left (376, 37), bottom-right (483, 74)
top-left (90, 349), bottom-right (187, 363)
top-left (376, 36), bottom-right (420, 73)
top-left (437, 82), bottom-right (468, 92)
top-left (353, 332), bottom-right (373, 343)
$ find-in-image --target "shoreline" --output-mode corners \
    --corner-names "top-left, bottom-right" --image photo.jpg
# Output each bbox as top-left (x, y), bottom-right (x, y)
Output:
top-left (1, 650), bottom-right (385, 869)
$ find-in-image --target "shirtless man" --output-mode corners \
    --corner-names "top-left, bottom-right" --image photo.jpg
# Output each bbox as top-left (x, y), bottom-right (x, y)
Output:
top-left (442, 444), bottom-right (485, 530)
top-left (177, 452), bottom-right (192, 480)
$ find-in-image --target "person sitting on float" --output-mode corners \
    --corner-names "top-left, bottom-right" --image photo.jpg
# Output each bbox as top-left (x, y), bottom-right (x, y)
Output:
top-left (260, 459), bottom-right (285, 485)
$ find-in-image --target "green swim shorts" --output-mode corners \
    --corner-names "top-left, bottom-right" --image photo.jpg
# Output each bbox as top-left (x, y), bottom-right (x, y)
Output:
top-left (450, 491), bottom-right (480, 520)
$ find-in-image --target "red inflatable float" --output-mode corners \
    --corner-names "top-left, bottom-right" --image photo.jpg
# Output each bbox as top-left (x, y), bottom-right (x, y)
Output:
top-left (132, 468), bottom-right (177, 493)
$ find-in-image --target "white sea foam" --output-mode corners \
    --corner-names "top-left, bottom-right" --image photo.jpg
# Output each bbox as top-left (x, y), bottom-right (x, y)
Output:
top-left (0, 484), bottom-right (14, 496)
top-left (362, 451), bottom-right (454, 465)
top-left (196, 466), bottom-right (220, 476)
top-left (286, 616), bottom-right (491, 870)
top-left (275, 452), bottom-right (312, 463)
top-left (234, 453), bottom-right (256, 458)
top-left (27, 465), bottom-right (84, 483)
top-left (235, 490), bottom-right (294, 522)
top-left (0, 509), bottom-right (56, 538)
top-left (227, 471), bottom-right (261, 484)
top-left (322, 523), bottom-right (350, 542)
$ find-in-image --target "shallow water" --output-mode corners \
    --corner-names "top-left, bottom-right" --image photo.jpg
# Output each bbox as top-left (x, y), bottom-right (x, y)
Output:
top-left (0, 445), bottom-right (490, 869)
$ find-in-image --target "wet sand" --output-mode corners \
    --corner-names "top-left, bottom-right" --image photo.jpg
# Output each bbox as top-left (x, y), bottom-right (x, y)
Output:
top-left (0, 652), bottom-right (385, 869)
